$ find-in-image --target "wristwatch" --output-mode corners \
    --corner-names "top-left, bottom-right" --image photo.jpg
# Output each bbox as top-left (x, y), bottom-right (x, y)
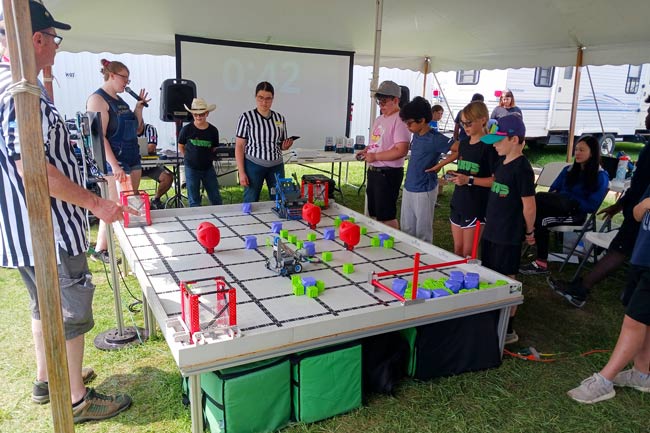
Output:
top-left (468, 176), bottom-right (474, 187)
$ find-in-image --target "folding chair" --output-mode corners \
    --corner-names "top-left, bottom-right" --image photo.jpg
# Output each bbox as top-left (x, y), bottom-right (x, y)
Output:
top-left (535, 161), bottom-right (571, 189)
top-left (548, 185), bottom-right (610, 272)
top-left (570, 215), bottom-right (619, 281)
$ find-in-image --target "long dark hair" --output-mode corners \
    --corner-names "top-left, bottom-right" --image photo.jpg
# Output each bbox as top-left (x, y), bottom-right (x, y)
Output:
top-left (566, 135), bottom-right (601, 191)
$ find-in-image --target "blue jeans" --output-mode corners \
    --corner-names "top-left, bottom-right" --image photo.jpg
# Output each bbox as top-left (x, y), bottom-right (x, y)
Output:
top-left (185, 166), bottom-right (222, 207)
top-left (243, 159), bottom-right (285, 203)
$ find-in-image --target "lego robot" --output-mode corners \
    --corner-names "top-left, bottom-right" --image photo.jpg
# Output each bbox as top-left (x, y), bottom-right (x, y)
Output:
top-left (266, 237), bottom-right (318, 277)
top-left (270, 172), bottom-right (307, 220)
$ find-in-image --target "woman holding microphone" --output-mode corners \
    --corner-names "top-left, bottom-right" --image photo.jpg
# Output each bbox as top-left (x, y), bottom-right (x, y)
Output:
top-left (87, 59), bottom-right (150, 263)
top-left (235, 81), bottom-right (295, 203)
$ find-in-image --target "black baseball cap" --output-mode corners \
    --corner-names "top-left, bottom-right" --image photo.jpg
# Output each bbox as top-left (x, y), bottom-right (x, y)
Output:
top-left (30, 0), bottom-right (71, 33)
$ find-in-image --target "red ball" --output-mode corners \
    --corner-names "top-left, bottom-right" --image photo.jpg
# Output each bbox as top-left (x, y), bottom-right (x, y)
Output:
top-left (302, 203), bottom-right (321, 228)
top-left (196, 221), bottom-right (220, 253)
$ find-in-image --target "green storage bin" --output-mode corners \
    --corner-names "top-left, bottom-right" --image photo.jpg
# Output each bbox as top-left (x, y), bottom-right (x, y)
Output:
top-left (291, 342), bottom-right (362, 423)
top-left (400, 327), bottom-right (418, 377)
top-left (199, 356), bottom-right (291, 433)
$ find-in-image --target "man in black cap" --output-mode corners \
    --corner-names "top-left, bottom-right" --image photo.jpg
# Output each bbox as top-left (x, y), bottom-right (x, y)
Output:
top-left (0, 1), bottom-right (132, 422)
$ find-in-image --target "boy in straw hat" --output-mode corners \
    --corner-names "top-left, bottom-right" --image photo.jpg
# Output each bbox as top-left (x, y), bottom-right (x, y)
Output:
top-left (178, 97), bottom-right (222, 206)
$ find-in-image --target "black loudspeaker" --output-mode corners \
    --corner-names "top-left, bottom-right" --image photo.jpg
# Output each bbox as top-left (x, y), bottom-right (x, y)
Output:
top-left (160, 78), bottom-right (197, 122)
top-left (399, 85), bottom-right (410, 108)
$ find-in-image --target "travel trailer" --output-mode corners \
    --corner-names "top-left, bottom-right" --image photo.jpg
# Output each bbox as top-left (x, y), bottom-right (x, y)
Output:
top-left (430, 65), bottom-right (650, 154)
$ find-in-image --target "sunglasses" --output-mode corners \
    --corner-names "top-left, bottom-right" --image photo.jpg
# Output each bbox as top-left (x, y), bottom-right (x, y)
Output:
top-left (40, 31), bottom-right (62, 46)
top-left (460, 120), bottom-right (474, 127)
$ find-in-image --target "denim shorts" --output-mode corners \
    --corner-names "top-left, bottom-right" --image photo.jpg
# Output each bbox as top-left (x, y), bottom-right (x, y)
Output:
top-left (19, 247), bottom-right (95, 339)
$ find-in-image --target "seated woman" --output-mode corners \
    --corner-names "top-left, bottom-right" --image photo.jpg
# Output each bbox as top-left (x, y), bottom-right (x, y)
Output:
top-left (520, 135), bottom-right (609, 275)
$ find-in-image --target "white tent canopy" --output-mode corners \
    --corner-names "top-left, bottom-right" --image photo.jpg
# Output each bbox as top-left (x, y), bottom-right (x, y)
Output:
top-left (51, 0), bottom-right (650, 71)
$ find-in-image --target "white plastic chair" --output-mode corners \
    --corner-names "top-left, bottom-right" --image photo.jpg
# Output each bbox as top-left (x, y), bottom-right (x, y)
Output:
top-left (570, 216), bottom-right (619, 280)
top-left (535, 161), bottom-right (571, 189)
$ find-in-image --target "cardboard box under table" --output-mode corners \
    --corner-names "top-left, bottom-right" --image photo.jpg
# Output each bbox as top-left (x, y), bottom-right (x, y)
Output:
top-left (290, 342), bottom-right (362, 423)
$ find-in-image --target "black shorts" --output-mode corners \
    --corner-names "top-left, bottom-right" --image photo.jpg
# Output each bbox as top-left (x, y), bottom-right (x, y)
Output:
top-left (449, 207), bottom-right (484, 229)
top-left (142, 166), bottom-right (172, 181)
top-left (366, 166), bottom-right (404, 221)
top-left (623, 266), bottom-right (650, 326)
top-left (481, 238), bottom-right (521, 276)
top-left (609, 217), bottom-right (641, 255)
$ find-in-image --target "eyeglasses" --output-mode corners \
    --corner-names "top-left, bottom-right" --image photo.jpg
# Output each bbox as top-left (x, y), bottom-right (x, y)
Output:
top-left (375, 96), bottom-right (393, 105)
top-left (40, 31), bottom-right (62, 47)
top-left (193, 112), bottom-right (208, 117)
top-left (256, 96), bottom-right (273, 103)
top-left (460, 120), bottom-right (473, 127)
top-left (114, 72), bottom-right (131, 85)
top-left (404, 119), bottom-right (420, 127)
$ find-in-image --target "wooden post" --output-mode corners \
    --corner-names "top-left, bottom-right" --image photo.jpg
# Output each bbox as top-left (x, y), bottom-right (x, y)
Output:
top-left (566, 46), bottom-right (584, 162)
top-left (2, 1), bottom-right (74, 432)
top-left (422, 57), bottom-right (429, 97)
top-left (43, 65), bottom-right (54, 100)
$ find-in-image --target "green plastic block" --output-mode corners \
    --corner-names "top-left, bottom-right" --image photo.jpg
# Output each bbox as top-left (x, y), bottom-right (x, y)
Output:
top-left (307, 233), bottom-right (317, 241)
top-left (360, 226), bottom-right (367, 235)
top-left (280, 229), bottom-right (289, 239)
top-left (370, 236), bottom-right (381, 247)
top-left (296, 240), bottom-right (304, 249)
top-left (422, 279), bottom-right (436, 289)
top-left (348, 217), bottom-right (355, 223)
top-left (306, 285), bottom-right (319, 298)
top-left (292, 279), bottom-right (303, 290)
top-left (293, 286), bottom-right (305, 296)
top-left (292, 274), bottom-right (301, 283)
top-left (265, 237), bottom-right (273, 247)
top-left (342, 263), bottom-right (354, 274)
top-left (479, 282), bottom-right (490, 290)
top-left (316, 280), bottom-right (325, 294)
top-left (383, 238), bottom-right (394, 249)
top-left (288, 234), bottom-right (298, 244)
top-left (333, 217), bottom-right (342, 228)
top-left (321, 251), bottom-right (333, 262)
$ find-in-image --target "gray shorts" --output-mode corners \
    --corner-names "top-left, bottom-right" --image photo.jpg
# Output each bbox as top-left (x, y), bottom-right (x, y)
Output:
top-left (19, 248), bottom-right (95, 340)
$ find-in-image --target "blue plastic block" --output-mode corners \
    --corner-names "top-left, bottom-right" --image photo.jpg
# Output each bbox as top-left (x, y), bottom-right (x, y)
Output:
top-left (244, 236), bottom-right (257, 249)
top-left (464, 272), bottom-right (480, 289)
top-left (431, 289), bottom-right (451, 298)
top-left (392, 278), bottom-right (407, 296)
top-left (339, 214), bottom-right (350, 221)
top-left (378, 233), bottom-right (391, 242)
top-left (303, 242), bottom-right (316, 256)
top-left (417, 288), bottom-right (432, 299)
top-left (301, 276), bottom-right (317, 287)
top-left (242, 202), bottom-right (252, 214)
top-left (444, 279), bottom-right (463, 294)
top-left (323, 228), bottom-right (336, 240)
top-left (449, 271), bottom-right (465, 282)
top-left (271, 222), bottom-right (282, 234)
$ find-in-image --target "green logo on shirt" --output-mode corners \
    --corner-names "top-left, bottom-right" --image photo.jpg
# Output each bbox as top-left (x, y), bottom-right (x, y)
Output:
top-left (189, 138), bottom-right (212, 148)
top-left (491, 181), bottom-right (509, 197)
top-left (458, 159), bottom-right (480, 174)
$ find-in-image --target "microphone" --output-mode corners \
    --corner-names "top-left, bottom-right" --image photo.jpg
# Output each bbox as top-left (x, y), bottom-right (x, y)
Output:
top-left (124, 86), bottom-right (148, 107)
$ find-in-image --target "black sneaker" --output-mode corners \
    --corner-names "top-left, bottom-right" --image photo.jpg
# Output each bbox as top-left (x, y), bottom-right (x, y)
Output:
top-left (90, 249), bottom-right (121, 265)
top-left (32, 367), bottom-right (97, 404)
top-left (519, 261), bottom-right (549, 275)
top-left (548, 276), bottom-right (587, 308)
top-left (150, 198), bottom-right (164, 210)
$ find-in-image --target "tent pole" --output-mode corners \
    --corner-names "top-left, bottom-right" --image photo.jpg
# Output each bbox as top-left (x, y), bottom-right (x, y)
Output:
top-left (365, 0), bottom-right (383, 216)
top-left (2, 0), bottom-right (74, 431)
top-left (43, 65), bottom-right (54, 101)
top-left (566, 46), bottom-right (584, 162)
top-left (422, 57), bottom-right (429, 97)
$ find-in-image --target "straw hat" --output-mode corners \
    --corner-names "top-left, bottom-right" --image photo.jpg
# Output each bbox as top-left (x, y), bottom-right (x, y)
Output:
top-left (184, 97), bottom-right (216, 114)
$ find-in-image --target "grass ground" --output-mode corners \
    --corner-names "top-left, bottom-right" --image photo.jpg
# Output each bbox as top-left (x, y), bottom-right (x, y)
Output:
top-left (1, 145), bottom-right (649, 433)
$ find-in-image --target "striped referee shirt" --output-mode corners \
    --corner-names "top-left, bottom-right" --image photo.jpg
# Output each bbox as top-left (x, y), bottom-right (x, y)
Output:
top-left (0, 63), bottom-right (88, 268)
top-left (235, 109), bottom-right (287, 166)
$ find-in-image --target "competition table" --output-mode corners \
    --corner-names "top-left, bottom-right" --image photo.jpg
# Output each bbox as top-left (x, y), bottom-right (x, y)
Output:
top-left (114, 202), bottom-right (523, 433)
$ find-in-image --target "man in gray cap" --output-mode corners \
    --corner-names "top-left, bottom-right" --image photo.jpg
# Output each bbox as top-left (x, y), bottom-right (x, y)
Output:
top-left (0, 0), bottom-right (132, 422)
top-left (356, 80), bottom-right (410, 229)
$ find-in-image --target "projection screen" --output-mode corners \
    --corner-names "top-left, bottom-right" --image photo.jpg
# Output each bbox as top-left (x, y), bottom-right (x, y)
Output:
top-left (176, 35), bottom-right (354, 150)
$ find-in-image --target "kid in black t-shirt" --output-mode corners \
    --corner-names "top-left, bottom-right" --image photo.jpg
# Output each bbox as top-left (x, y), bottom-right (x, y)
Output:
top-left (178, 97), bottom-right (222, 207)
top-left (480, 114), bottom-right (536, 345)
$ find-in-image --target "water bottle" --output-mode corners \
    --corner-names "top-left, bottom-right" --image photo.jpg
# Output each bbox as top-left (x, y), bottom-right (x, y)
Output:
top-left (615, 156), bottom-right (629, 183)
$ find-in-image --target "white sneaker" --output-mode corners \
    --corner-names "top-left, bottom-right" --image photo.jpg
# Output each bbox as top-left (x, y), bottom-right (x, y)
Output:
top-left (567, 373), bottom-right (615, 404)
top-left (613, 368), bottom-right (650, 392)
top-left (505, 330), bottom-right (519, 345)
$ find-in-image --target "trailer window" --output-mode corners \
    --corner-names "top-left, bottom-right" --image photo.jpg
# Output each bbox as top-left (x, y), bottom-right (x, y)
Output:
top-left (625, 65), bottom-right (642, 94)
top-left (563, 67), bottom-right (573, 80)
top-left (456, 70), bottom-right (480, 85)
top-left (534, 67), bottom-right (555, 87)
